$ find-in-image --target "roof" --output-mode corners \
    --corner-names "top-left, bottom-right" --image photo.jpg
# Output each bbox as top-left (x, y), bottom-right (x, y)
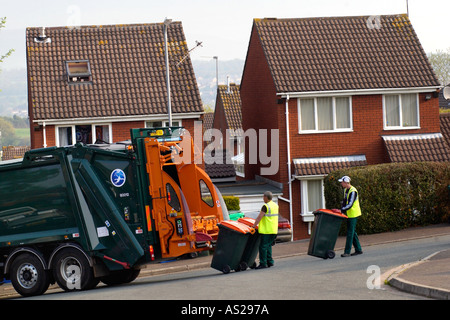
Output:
top-left (217, 84), bottom-right (243, 135)
top-left (1, 146), bottom-right (31, 161)
top-left (293, 155), bottom-right (367, 176)
top-left (253, 15), bottom-right (440, 94)
top-left (441, 113), bottom-right (450, 146)
top-left (382, 133), bottom-right (450, 163)
top-left (202, 112), bottom-right (214, 141)
top-left (26, 23), bottom-right (203, 122)
top-left (204, 149), bottom-right (236, 179)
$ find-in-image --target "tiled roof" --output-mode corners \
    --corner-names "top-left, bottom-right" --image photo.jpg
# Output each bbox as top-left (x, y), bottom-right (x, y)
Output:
top-left (204, 149), bottom-right (236, 178)
top-left (217, 84), bottom-right (242, 135)
top-left (26, 22), bottom-right (203, 121)
top-left (382, 133), bottom-right (450, 163)
top-left (441, 113), bottom-right (450, 146)
top-left (202, 112), bottom-right (214, 141)
top-left (1, 146), bottom-right (31, 161)
top-left (253, 15), bottom-right (440, 93)
top-left (293, 155), bottom-right (367, 176)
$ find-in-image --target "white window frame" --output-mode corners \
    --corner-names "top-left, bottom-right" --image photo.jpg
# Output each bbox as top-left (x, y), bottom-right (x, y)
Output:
top-left (297, 97), bottom-right (353, 134)
top-left (299, 176), bottom-right (326, 222)
top-left (55, 123), bottom-right (113, 147)
top-left (145, 119), bottom-right (182, 128)
top-left (382, 93), bottom-right (420, 130)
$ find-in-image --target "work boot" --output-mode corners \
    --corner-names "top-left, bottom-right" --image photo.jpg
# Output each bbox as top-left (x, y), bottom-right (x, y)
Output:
top-left (341, 253), bottom-right (351, 257)
top-left (268, 262), bottom-right (274, 267)
top-left (255, 264), bottom-right (268, 269)
top-left (351, 251), bottom-right (363, 256)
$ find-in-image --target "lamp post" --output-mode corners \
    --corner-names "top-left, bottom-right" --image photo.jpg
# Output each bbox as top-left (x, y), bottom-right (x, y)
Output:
top-left (164, 17), bottom-right (173, 127)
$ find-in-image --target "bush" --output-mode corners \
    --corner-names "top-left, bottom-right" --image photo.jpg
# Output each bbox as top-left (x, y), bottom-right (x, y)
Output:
top-left (223, 196), bottom-right (240, 211)
top-left (324, 162), bottom-right (450, 235)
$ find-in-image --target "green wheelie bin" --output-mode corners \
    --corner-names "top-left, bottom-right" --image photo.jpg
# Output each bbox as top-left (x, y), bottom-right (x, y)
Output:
top-left (211, 220), bottom-right (254, 274)
top-left (237, 217), bottom-right (261, 270)
top-left (308, 209), bottom-right (348, 259)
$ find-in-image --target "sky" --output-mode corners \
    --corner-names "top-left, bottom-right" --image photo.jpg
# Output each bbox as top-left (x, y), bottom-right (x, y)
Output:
top-left (0, 0), bottom-right (449, 70)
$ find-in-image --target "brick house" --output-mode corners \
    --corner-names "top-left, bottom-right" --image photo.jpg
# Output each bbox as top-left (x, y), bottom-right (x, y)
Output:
top-left (240, 15), bottom-right (447, 240)
top-left (26, 22), bottom-right (203, 149)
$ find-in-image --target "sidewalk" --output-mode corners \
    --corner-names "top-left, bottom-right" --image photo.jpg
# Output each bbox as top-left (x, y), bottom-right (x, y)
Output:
top-left (1, 223), bottom-right (450, 299)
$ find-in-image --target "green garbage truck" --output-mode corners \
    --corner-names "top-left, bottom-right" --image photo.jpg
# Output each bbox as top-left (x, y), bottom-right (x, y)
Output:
top-left (0, 127), bottom-right (226, 297)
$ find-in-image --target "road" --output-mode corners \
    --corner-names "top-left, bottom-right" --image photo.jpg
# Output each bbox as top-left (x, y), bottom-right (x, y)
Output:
top-left (18, 234), bottom-right (450, 301)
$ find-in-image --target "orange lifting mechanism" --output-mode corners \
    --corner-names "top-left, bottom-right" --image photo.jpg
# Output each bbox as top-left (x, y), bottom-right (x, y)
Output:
top-left (144, 132), bottom-right (225, 258)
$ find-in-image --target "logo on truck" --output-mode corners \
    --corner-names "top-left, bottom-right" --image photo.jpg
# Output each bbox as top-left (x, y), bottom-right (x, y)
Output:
top-left (111, 169), bottom-right (126, 187)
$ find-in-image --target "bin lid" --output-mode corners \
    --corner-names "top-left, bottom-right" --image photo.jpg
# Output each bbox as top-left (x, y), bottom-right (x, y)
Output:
top-left (237, 217), bottom-right (257, 229)
top-left (219, 220), bottom-right (253, 234)
top-left (313, 209), bottom-right (348, 219)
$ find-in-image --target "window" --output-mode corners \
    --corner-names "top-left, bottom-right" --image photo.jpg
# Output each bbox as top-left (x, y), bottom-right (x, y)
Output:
top-left (383, 94), bottom-right (419, 129)
top-left (300, 178), bottom-right (325, 220)
top-left (166, 183), bottom-right (181, 212)
top-left (145, 120), bottom-right (181, 128)
top-left (56, 124), bottom-right (112, 147)
top-left (199, 180), bottom-right (214, 207)
top-left (298, 97), bottom-right (352, 133)
top-left (66, 60), bottom-right (92, 84)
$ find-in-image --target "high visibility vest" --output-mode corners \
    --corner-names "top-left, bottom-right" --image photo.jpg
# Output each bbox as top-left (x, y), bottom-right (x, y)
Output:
top-left (259, 201), bottom-right (279, 234)
top-left (344, 186), bottom-right (362, 218)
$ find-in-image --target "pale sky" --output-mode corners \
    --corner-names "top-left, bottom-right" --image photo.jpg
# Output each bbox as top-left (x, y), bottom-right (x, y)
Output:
top-left (1, 0), bottom-right (449, 70)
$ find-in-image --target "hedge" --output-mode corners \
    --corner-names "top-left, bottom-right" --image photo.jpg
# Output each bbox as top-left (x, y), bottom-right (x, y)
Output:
top-left (324, 162), bottom-right (450, 235)
top-left (223, 196), bottom-right (240, 211)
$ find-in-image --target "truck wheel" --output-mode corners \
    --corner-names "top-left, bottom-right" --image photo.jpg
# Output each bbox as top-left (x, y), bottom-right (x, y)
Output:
top-left (10, 253), bottom-right (50, 297)
top-left (101, 269), bottom-right (141, 286)
top-left (53, 248), bottom-right (98, 291)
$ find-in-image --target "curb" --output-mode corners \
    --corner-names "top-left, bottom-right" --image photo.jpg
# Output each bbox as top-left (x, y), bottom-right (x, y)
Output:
top-left (386, 251), bottom-right (450, 300)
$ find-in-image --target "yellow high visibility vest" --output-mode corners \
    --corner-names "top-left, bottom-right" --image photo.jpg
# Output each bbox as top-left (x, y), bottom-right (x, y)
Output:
top-left (259, 201), bottom-right (279, 234)
top-left (344, 186), bottom-right (362, 218)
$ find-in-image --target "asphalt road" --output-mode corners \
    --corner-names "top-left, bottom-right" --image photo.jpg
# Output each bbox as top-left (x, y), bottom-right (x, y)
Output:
top-left (19, 234), bottom-right (450, 301)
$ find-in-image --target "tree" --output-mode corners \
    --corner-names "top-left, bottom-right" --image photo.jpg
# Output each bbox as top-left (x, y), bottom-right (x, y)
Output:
top-left (0, 117), bottom-right (16, 146)
top-left (428, 48), bottom-right (450, 86)
top-left (0, 17), bottom-right (14, 75)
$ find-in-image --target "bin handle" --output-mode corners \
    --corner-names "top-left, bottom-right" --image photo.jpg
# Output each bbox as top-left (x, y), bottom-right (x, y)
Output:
top-left (249, 227), bottom-right (256, 235)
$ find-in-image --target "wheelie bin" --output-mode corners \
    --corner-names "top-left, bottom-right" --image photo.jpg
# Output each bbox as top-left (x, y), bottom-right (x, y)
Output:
top-left (308, 209), bottom-right (348, 259)
top-left (211, 220), bottom-right (255, 274)
top-left (237, 217), bottom-right (261, 270)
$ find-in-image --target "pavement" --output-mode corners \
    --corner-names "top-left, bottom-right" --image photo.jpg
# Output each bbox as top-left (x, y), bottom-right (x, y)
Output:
top-left (1, 223), bottom-right (450, 299)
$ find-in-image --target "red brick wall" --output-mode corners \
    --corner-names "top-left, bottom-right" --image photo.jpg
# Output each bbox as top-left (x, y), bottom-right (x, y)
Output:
top-left (31, 119), bottom-right (202, 149)
top-left (241, 25), bottom-right (279, 181)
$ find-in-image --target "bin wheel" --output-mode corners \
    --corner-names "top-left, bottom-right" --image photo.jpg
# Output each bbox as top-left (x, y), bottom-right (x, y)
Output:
top-left (239, 262), bottom-right (248, 271)
top-left (326, 250), bottom-right (336, 259)
top-left (222, 265), bottom-right (231, 274)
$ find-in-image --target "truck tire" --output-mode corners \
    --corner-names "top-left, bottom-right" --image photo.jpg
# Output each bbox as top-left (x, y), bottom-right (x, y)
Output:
top-left (101, 269), bottom-right (141, 286)
top-left (52, 248), bottom-right (98, 291)
top-left (10, 253), bottom-right (50, 297)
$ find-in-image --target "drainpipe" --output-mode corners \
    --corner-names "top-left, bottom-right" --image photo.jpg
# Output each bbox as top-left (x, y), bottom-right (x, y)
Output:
top-left (281, 95), bottom-right (294, 242)
top-left (43, 122), bottom-right (47, 148)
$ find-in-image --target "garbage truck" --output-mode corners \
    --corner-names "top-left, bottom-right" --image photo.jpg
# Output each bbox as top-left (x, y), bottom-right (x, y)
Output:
top-left (0, 127), bottom-right (226, 297)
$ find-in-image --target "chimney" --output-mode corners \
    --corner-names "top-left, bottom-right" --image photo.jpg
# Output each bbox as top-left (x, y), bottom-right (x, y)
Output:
top-left (227, 76), bottom-right (231, 94)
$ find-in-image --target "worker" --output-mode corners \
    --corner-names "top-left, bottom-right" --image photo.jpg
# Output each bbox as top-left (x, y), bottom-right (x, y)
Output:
top-left (252, 191), bottom-right (279, 269)
top-left (339, 176), bottom-right (363, 257)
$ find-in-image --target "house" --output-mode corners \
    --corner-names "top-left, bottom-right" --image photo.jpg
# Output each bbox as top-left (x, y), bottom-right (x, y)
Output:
top-left (26, 22), bottom-right (203, 149)
top-left (240, 14), bottom-right (446, 240)
top-left (206, 82), bottom-right (245, 179)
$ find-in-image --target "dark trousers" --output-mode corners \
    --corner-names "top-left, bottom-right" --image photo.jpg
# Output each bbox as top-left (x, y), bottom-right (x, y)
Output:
top-left (344, 217), bottom-right (362, 254)
top-left (259, 234), bottom-right (277, 266)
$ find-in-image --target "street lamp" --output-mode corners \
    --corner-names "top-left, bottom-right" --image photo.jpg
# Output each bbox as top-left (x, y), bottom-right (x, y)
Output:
top-left (164, 17), bottom-right (173, 127)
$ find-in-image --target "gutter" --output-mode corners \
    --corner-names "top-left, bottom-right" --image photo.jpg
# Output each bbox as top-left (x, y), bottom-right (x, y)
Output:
top-left (277, 86), bottom-right (441, 99)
